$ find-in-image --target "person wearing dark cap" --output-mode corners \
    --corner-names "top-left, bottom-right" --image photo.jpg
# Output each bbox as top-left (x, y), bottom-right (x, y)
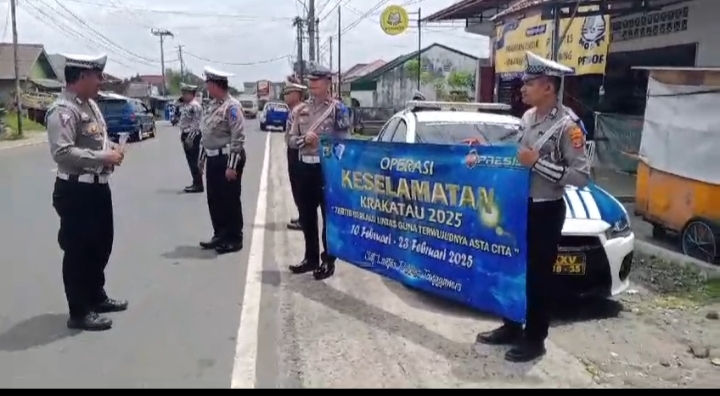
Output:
top-left (178, 83), bottom-right (204, 193)
top-left (285, 64), bottom-right (350, 280)
top-left (46, 53), bottom-right (128, 331)
top-left (197, 66), bottom-right (246, 254)
top-left (283, 83), bottom-right (307, 231)
top-left (475, 51), bottom-right (590, 362)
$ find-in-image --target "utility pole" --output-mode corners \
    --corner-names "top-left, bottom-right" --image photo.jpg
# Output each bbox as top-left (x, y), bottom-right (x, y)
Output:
top-left (416, 8), bottom-right (422, 90)
top-left (337, 5), bottom-right (341, 91)
top-left (307, 0), bottom-right (316, 64)
top-left (151, 29), bottom-right (173, 95)
top-left (315, 18), bottom-right (320, 63)
top-left (177, 45), bottom-right (185, 83)
top-left (10, 0), bottom-right (22, 137)
top-left (293, 17), bottom-right (305, 82)
top-left (328, 36), bottom-right (333, 74)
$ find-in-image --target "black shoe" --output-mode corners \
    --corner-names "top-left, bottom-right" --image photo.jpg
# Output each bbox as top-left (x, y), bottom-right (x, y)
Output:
top-left (289, 260), bottom-right (318, 274)
top-left (95, 298), bottom-right (129, 313)
top-left (215, 241), bottom-right (243, 254)
top-left (313, 260), bottom-right (336, 280)
top-left (200, 237), bottom-right (221, 250)
top-left (287, 218), bottom-right (302, 230)
top-left (504, 340), bottom-right (546, 363)
top-left (475, 324), bottom-right (522, 346)
top-left (184, 185), bottom-right (204, 193)
top-left (67, 312), bottom-right (112, 331)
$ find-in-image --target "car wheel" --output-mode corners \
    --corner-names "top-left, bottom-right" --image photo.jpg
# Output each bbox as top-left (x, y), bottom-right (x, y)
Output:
top-left (260, 123), bottom-right (267, 131)
top-left (149, 126), bottom-right (156, 138)
top-left (681, 218), bottom-right (719, 264)
top-left (134, 129), bottom-right (143, 142)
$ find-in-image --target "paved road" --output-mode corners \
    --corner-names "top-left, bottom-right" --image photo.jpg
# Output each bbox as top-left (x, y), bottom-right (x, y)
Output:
top-left (0, 121), bottom-right (266, 388)
top-left (0, 124), bottom-right (601, 388)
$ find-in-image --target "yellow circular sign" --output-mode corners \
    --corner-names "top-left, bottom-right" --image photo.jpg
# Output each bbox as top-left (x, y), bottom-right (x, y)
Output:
top-left (380, 5), bottom-right (409, 36)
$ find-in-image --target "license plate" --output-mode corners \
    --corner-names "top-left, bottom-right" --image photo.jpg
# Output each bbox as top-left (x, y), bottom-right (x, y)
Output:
top-left (553, 254), bottom-right (586, 275)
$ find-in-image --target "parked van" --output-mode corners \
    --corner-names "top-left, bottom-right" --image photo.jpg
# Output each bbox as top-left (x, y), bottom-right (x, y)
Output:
top-left (239, 97), bottom-right (258, 119)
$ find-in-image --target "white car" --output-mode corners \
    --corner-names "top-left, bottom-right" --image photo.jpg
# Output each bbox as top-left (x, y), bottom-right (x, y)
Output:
top-left (374, 101), bottom-right (634, 298)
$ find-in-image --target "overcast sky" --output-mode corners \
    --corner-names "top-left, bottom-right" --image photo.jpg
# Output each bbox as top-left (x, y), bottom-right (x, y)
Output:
top-left (8, 0), bottom-right (489, 88)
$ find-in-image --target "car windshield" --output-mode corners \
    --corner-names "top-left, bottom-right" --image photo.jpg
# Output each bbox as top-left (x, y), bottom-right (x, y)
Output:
top-left (416, 121), bottom-right (520, 145)
top-left (96, 100), bottom-right (127, 114)
top-left (240, 101), bottom-right (254, 108)
top-left (266, 103), bottom-right (288, 112)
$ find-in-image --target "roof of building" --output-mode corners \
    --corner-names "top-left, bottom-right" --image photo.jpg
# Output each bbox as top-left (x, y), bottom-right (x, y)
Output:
top-left (352, 43), bottom-right (479, 85)
top-left (344, 60), bottom-right (387, 82)
top-left (0, 43), bottom-right (59, 80)
top-left (423, 0), bottom-right (513, 22)
top-left (139, 75), bottom-right (166, 86)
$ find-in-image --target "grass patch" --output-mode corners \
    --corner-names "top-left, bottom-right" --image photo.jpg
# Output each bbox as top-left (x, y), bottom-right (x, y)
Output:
top-left (0, 112), bottom-right (45, 141)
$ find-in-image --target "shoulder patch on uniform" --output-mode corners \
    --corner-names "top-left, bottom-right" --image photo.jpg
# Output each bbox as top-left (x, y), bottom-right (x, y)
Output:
top-left (229, 106), bottom-right (239, 121)
top-left (568, 125), bottom-right (585, 148)
top-left (58, 110), bottom-right (72, 127)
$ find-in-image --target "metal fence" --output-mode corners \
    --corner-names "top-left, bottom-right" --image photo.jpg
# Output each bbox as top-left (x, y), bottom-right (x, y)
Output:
top-left (593, 111), bottom-right (643, 174)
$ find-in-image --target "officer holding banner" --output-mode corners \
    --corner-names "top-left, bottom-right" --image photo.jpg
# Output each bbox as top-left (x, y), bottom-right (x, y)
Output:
top-left (475, 52), bottom-right (590, 362)
top-left (285, 64), bottom-right (350, 280)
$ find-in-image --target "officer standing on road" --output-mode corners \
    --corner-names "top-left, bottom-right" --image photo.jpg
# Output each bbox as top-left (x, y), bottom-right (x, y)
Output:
top-left (178, 83), bottom-right (204, 193)
top-left (46, 53), bottom-right (129, 331)
top-left (286, 64), bottom-right (350, 280)
top-left (198, 66), bottom-right (246, 254)
top-left (283, 83), bottom-right (307, 231)
top-left (475, 52), bottom-right (590, 362)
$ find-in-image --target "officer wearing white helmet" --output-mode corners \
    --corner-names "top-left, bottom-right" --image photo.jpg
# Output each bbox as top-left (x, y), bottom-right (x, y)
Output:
top-left (286, 63), bottom-right (350, 280)
top-left (178, 83), bottom-right (204, 193)
top-left (283, 82), bottom-right (307, 231)
top-left (46, 53), bottom-right (128, 331)
top-left (197, 66), bottom-right (246, 254)
top-left (475, 51), bottom-right (590, 362)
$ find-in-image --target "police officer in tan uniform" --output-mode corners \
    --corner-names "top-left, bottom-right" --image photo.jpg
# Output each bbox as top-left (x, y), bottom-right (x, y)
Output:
top-left (178, 83), bottom-right (204, 193)
top-left (198, 66), bottom-right (246, 254)
top-left (46, 53), bottom-right (129, 331)
top-left (286, 64), bottom-right (350, 280)
top-left (476, 52), bottom-right (590, 362)
top-left (283, 83), bottom-right (306, 231)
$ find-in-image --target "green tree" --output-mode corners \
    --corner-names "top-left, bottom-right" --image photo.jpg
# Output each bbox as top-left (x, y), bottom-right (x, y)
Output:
top-left (447, 70), bottom-right (475, 91)
top-left (404, 59), bottom-right (434, 86)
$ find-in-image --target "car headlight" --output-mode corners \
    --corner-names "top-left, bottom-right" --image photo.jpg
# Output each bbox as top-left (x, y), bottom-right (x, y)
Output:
top-left (605, 214), bottom-right (632, 240)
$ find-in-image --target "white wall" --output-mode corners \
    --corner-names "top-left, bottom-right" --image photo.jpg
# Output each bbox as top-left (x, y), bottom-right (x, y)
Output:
top-left (372, 45), bottom-right (481, 108)
top-left (610, 0), bottom-right (717, 66)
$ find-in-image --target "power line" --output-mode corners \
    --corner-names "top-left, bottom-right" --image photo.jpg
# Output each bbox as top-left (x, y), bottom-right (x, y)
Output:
top-left (54, 0), bottom-right (161, 64)
top-left (57, 0), bottom-right (294, 21)
top-left (183, 51), bottom-right (290, 66)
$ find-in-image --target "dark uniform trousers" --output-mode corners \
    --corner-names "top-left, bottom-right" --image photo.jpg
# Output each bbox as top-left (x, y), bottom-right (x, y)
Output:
top-left (206, 149), bottom-right (246, 244)
top-left (182, 132), bottom-right (203, 186)
top-left (504, 198), bottom-right (566, 341)
top-left (52, 178), bottom-right (114, 318)
top-left (286, 147), bottom-right (301, 210)
top-left (297, 162), bottom-right (335, 264)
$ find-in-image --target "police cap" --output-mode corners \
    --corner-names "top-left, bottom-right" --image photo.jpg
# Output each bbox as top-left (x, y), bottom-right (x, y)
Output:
top-left (522, 51), bottom-right (574, 82)
top-left (204, 66), bottom-right (234, 82)
top-left (180, 82), bottom-right (198, 92)
top-left (283, 83), bottom-right (306, 95)
top-left (61, 53), bottom-right (108, 72)
top-left (307, 63), bottom-right (333, 80)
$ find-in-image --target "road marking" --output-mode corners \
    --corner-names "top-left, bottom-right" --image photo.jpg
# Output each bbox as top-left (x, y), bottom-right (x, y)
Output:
top-left (231, 132), bottom-right (271, 388)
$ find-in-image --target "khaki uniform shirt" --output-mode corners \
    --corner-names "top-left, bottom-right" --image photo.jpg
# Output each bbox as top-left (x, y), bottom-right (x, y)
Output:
top-left (518, 104), bottom-right (590, 200)
top-left (46, 91), bottom-right (114, 176)
top-left (199, 95), bottom-right (245, 169)
top-left (179, 99), bottom-right (203, 138)
top-left (285, 97), bottom-right (350, 158)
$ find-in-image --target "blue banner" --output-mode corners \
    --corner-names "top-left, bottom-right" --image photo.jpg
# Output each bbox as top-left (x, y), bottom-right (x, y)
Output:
top-left (320, 139), bottom-right (531, 322)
